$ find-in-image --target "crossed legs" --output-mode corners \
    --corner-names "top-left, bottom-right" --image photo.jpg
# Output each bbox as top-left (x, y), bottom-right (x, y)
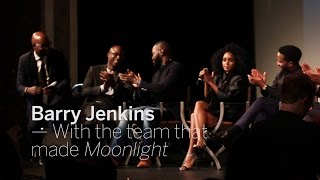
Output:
top-left (180, 101), bottom-right (218, 170)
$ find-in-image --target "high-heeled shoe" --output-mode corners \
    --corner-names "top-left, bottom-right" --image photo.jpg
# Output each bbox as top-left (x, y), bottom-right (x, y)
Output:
top-left (179, 153), bottom-right (197, 171)
top-left (192, 144), bottom-right (206, 158)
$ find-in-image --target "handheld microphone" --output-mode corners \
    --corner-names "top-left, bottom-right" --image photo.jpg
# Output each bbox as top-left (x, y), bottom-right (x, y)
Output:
top-left (196, 68), bottom-right (209, 85)
top-left (196, 77), bottom-right (203, 85)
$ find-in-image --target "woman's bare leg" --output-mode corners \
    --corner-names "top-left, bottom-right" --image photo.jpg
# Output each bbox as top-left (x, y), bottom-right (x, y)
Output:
top-left (193, 101), bottom-right (218, 147)
top-left (193, 101), bottom-right (209, 147)
top-left (187, 113), bottom-right (197, 153)
top-left (180, 101), bottom-right (218, 170)
top-left (179, 113), bottom-right (198, 170)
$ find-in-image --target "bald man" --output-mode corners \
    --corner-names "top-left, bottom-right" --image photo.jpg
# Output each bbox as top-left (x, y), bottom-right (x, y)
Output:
top-left (16, 31), bottom-right (71, 162)
top-left (69, 45), bottom-right (133, 173)
top-left (80, 45), bottom-right (133, 124)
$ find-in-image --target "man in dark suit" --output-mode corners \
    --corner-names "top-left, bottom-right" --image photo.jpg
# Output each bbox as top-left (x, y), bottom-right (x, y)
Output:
top-left (70, 45), bottom-right (130, 180)
top-left (111, 41), bottom-right (188, 168)
top-left (80, 45), bottom-right (133, 125)
top-left (16, 31), bottom-right (71, 161)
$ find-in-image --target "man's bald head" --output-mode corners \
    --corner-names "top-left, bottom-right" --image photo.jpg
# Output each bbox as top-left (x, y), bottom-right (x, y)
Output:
top-left (31, 31), bottom-right (50, 57)
top-left (31, 31), bottom-right (49, 46)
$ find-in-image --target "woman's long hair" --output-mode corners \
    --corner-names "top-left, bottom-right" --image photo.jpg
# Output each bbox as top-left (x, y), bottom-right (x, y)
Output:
top-left (210, 43), bottom-right (249, 77)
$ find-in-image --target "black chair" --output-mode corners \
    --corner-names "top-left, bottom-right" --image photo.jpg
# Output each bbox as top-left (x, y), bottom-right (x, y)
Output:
top-left (71, 83), bottom-right (85, 110)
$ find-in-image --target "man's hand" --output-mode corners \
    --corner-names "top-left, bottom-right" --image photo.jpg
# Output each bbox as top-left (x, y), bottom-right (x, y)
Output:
top-left (119, 70), bottom-right (141, 86)
top-left (302, 63), bottom-right (320, 85)
top-left (132, 73), bottom-right (141, 88)
top-left (100, 70), bottom-right (115, 82)
top-left (247, 68), bottom-right (267, 88)
top-left (100, 70), bottom-right (115, 88)
top-left (301, 63), bottom-right (313, 74)
top-left (26, 86), bottom-right (42, 95)
top-left (43, 85), bottom-right (56, 95)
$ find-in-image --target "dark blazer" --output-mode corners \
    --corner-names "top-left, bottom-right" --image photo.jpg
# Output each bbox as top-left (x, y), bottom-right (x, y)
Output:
top-left (16, 49), bottom-right (71, 119)
top-left (81, 64), bottom-right (133, 109)
top-left (206, 72), bottom-right (248, 122)
top-left (261, 66), bottom-right (302, 99)
top-left (139, 60), bottom-right (188, 118)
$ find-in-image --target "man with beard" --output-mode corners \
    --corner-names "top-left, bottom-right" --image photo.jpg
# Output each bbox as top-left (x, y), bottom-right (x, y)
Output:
top-left (75, 45), bottom-right (133, 154)
top-left (110, 41), bottom-right (188, 168)
top-left (80, 45), bottom-right (133, 126)
top-left (69, 45), bottom-right (132, 180)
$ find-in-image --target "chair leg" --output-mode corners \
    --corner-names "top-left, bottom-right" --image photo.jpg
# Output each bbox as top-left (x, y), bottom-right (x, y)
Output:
top-left (124, 152), bottom-right (132, 166)
top-left (155, 156), bottom-right (161, 167)
top-left (215, 146), bottom-right (225, 157)
top-left (205, 146), bottom-right (221, 170)
top-left (210, 146), bottom-right (225, 168)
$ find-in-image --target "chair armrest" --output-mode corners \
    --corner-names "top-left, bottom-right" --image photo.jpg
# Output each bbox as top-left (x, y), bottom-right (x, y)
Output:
top-left (180, 101), bottom-right (190, 133)
top-left (213, 102), bottom-right (224, 133)
top-left (122, 101), bottom-right (127, 110)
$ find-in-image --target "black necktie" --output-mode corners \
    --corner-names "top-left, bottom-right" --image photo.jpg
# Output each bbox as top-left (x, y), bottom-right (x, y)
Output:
top-left (38, 59), bottom-right (47, 87)
top-left (38, 58), bottom-right (49, 105)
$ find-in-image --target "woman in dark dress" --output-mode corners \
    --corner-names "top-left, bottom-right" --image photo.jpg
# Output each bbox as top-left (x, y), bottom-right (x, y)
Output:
top-left (179, 43), bottom-right (249, 170)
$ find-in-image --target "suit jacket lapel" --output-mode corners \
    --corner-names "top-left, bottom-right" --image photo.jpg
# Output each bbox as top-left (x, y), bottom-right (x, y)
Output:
top-left (28, 52), bottom-right (38, 85)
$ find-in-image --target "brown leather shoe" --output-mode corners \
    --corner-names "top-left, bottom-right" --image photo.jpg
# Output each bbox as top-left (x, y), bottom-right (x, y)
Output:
top-left (137, 159), bottom-right (151, 168)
